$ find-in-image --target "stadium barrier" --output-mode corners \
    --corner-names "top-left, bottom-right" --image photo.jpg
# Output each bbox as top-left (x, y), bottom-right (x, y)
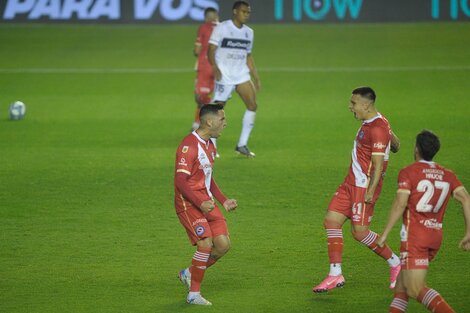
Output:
top-left (1, 0), bottom-right (469, 24)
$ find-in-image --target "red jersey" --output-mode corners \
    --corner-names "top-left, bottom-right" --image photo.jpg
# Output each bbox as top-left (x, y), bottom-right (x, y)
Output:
top-left (195, 22), bottom-right (217, 70)
top-left (174, 131), bottom-right (217, 214)
top-left (345, 113), bottom-right (392, 189)
top-left (398, 161), bottom-right (463, 239)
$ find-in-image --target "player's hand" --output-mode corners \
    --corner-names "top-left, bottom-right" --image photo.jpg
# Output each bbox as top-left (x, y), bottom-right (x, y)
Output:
top-left (459, 234), bottom-right (470, 251)
top-left (223, 199), bottom-right (237, 212)
top-left (214, 67), bottom-right (222, 81)
top-left (200, 200), bottom-right (215, 214)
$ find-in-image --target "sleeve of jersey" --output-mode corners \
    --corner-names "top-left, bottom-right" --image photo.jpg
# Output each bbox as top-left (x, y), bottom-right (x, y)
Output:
top-left (247, 31), bottom-right (253, 54)
top-left (210, 177), bottom-right (227, 205)
top-left (175, 143), bottom-right (205, 209)
top-left (175, 172), bottom-right (204, 209)
top-left (397, 169), bottom-right (412, 194)
top-left (208, 24), bottom-right (221, 46)
top-left (370, 125), bottom-right (389, 155)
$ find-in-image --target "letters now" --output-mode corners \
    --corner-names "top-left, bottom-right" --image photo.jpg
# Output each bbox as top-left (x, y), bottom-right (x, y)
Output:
top-left (274, 0), bottom-right (363, 21)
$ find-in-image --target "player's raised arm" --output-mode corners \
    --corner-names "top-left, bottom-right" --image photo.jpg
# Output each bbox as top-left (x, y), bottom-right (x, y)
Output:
top-left (453, 187), bottom-right (470, 250)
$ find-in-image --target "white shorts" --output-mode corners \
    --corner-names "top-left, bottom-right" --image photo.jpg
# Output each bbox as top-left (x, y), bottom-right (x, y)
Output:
top-left (213, 82), bottom-right (236, 102)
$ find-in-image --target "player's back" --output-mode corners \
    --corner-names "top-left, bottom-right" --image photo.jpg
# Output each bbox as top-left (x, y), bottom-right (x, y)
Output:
top-left (400, 161), bottom-right (462, 230)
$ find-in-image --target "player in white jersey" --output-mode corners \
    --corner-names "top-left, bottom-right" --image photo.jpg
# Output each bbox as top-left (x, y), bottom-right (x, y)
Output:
top-left (208, 1), bottom-right (260, 157)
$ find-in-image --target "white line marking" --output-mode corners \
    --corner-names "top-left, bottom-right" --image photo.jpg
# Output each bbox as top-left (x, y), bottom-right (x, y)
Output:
top-left (0, 65), bottom-right (469, 74)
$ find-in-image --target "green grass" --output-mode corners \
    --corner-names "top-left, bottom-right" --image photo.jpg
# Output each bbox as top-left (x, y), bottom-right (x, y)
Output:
top-left (1, 23), bottom-right (470, 313)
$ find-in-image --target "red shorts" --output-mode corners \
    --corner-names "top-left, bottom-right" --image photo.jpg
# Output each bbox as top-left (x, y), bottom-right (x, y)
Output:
top-left (327, 182), bottom-right (376, 226)
top-left (400, 229), bottom-right (442, 269)
top-left (195, 66), bottom-right (214, 96)
top-left (177, 205), bottom-right (228, 245)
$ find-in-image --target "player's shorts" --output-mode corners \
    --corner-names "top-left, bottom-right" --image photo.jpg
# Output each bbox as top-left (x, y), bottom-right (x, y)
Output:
top-left (177, 205), bottom-right (228, 245)
top-left (327, 182), bottom-right (375, 226)
top-left (399, 229), bottom-right (443, 270)
top-left (195, 66), bottom-right (214, 96)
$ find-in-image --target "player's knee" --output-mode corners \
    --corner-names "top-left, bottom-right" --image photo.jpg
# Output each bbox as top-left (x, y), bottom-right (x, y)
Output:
top-left (324, 219), bottom-right (342, 230)
top-left (351, 229), bottom-right (369, 242)
top-left (215, 240), bottom-right (231, 256)
top-left (406, 286), bottom-right (422, 299)
top-left (246, 102), bottom-right (257, 111)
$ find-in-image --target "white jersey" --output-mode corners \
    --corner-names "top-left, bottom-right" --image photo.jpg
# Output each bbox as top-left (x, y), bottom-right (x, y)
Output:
top-left (209, 19), bottom-right (254, 85)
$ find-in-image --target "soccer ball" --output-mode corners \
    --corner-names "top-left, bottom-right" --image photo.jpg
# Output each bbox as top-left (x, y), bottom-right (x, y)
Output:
top-left (9, 101), bottom-right (26, 120)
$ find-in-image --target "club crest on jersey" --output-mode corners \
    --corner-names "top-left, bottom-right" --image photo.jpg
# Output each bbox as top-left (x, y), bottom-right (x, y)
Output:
top-left (182, 146), bottom-right (189, 153)
top-left (195, 226), bottom-right (205, 236)
top-left (358, 130), bottom-right (365, 140)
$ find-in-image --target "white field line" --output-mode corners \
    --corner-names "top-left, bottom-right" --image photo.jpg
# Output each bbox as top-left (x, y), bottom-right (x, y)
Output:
top-left (0, 65), bottom-right (469, 74)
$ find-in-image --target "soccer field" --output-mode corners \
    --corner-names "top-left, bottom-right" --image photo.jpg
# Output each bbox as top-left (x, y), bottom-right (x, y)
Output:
top-left (1, 23), bottom-right (470, 313)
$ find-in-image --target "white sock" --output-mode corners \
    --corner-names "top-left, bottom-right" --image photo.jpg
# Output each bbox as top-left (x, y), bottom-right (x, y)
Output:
top-left (329, 263), bottom-right (342, 276)
top-left (237, 110), bottom-right (256, 147)
top-left (188, 291), bottom-right (200, 298)
top-left (387, 254), bottom-right (400, 267)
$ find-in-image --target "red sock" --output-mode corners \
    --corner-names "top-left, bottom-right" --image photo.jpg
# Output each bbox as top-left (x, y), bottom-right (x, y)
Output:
top-left (189, 247), bottom-right (211, 292)
top-left (354, 230), bottom-right (393, 260)
top-left (417, 288), bottom-right (455, 313)
top-left (389, 292), bottom-right (408, 312)
top-left (324, 220), bottom-right (343, 264)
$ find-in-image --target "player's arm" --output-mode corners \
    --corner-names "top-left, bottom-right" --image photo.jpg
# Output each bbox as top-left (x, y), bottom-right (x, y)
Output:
top-left (453, 187), bottom-right (470, 250)
top-left (175, 172), bottom-right (214, 213)
top-left (247, 53), bottom-right (260, 91)
top-left (210, 177), bottom-right (237, 212)
top-left (365, 154), bottom-right (384, 203)
top-left (194, 42), bottom-right (201, 57)
top-left (208, 44), bottom-right (221, 81)
top-left (390, 130), bottom-right (400, 153)
top-left (377, 190), bottom-right (409, 247)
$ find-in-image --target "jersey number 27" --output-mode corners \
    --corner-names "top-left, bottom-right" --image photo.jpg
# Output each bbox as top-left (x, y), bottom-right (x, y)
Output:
top-left (416, 179), bottom-right (450, 213)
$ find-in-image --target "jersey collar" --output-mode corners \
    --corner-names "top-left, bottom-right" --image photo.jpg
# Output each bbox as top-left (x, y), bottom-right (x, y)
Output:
top-left (192, 131), bottom-right (209, 146)
top-left (363, 112), bottom-right (382, 124)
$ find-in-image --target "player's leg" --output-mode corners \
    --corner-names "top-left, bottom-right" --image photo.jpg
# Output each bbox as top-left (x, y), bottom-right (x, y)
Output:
top-left (186, 237), bottom-right (213, 305)
top-left (402, 269), bottom-right (455, 313)
top-left (389, 271), bottom-right (409, 313)
top-left (234, 80), bottom-right (257, 157)
top-left (193, 70), bottom-right (214, 131)
top-left (349, 187), bottom-right (401, 287)
top-left (313, 184), bottom-right (349, 293)
top-left (351, 223), bottom-right (401, 288)
top-left (205, 208), bottom-right (230, 267)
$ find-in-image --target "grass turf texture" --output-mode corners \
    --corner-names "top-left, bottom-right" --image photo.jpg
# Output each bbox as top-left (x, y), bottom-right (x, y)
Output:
top-left (1, 23), bottom-right (470, 313)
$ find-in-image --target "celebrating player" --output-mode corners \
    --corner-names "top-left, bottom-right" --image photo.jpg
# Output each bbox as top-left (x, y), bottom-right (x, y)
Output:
top-left (312, 87), bottom-right (401, 293)
top-left (208, 1), bottom-right (260, 157)
top-left (378, 130), bottom-right (470, 313)
top-left (175, 104), bottom-right (238, 306)
top-left (191, 7), bottom-right (219, 131)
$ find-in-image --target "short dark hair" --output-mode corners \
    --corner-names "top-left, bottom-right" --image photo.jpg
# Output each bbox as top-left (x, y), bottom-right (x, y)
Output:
top-left (199, 104), bottom-right (224, 120)
top-left (352, 86), bottom-right (376, 103)
top-left (416, 130), bottom-right (440, 161)
top-left (204, 7), bottom-right (217, 17)
top-left (233, 1), bottom-right (250, 10)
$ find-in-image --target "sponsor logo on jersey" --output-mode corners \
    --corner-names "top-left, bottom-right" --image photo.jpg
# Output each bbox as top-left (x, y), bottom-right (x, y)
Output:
top-left (221, 38), bottom-right (251, 50)
top-left (421, 218), bottom-right (443, 230)
top-left (373, 142), bottom-right (386, 149)
top-left (192, 218), bottom-right (207, 226)
top-left (352, 214), bottom-right (361, 222)
top-left (414, 258), bottom-right (429, 266)
top-left (195, 225), bottom-right (205, 236)
top-left (182, 146), bottom-right (189, 153)
top-left (178, 157), bottom-right (187, 166)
